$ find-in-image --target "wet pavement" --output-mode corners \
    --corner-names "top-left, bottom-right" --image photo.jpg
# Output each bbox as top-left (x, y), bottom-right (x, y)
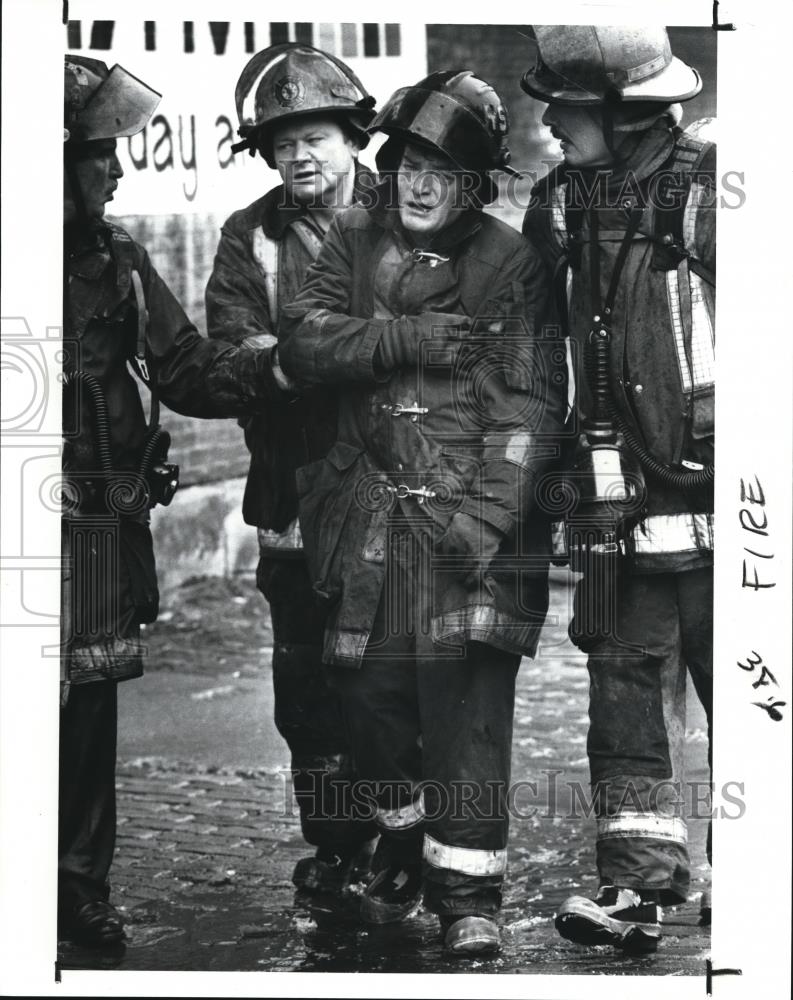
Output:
top-left (57, 574), bottom-right (711, 976)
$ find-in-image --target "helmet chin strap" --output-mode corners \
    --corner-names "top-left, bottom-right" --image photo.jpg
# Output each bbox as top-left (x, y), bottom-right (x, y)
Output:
top-left (64, 150), bottom-right (91, 230)
top-left (601, 90), bottom-right (625, 164)
top-left (597, 91), bottom-right (659, 169)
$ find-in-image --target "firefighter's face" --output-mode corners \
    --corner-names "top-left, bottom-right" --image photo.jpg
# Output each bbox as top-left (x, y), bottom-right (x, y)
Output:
top-left (397, 144), bottom-right (466, 238)
top-left (64, 139), bottom-right (124, 223)
top-left (541, 105), bottom-right (614, 168)
top-left (272, 116), bottom-right (358, 207)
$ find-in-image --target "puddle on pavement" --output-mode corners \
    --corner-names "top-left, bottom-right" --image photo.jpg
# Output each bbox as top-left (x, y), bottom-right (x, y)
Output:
top-left (57, 885), bottom-right (709, 974)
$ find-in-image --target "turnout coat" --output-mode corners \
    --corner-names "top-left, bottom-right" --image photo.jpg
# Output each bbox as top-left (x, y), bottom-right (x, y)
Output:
top-left (522, 120), bottom-right (716, 572)
top-left (63, 220), bottom-right (272, 685)
top-left (279, 194), bottom-right (567, 666)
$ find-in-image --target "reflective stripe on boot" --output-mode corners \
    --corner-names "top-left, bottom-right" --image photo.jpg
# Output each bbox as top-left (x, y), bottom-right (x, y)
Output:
top-left (555, 887), bottom-right (662, 953)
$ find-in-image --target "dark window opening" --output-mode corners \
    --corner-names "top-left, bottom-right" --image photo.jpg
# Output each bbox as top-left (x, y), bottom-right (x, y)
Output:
top-left (244, 22), bottom-right (255, 53)
top-left (184, 21), bottom-right (195, 53)
top-left (295, 22), bottom-right (313, 44)
top-left (89, 20), bottom-right (114, 49)
top-left (270, 22), bottom-right (289, 45)
top-left (144, 21), bottom-right (156, 51)
top-left (67, 20), bottom-right (81, 48)
top-left (363, 23), bottom-right (379, 57)
top-left (209, 21), bottom-right (230, 54)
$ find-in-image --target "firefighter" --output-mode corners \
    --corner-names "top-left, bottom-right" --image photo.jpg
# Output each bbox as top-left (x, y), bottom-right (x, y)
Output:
top-left (520, 26), bottom-right (715, 952)
top-left (278, 71), bottom-right (566, 955)
top-left (60, 55), bottom-right (279, 947)
top-left (205, 44), bottom-right (379, 895)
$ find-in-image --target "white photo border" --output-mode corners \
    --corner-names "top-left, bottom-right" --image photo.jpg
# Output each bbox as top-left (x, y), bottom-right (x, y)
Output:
top-left (1, 0), bottom-right (790, 996)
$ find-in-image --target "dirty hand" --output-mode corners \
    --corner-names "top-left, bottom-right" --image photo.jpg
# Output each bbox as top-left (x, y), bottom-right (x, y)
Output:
top-left (376, 313), bottom-right (471, 371)
top-left (439, 511), bottom-right (504, 588)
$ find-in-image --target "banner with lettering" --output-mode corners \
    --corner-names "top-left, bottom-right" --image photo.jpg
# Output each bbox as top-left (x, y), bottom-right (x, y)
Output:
top-left (64, 12), bottom-right (428, 216)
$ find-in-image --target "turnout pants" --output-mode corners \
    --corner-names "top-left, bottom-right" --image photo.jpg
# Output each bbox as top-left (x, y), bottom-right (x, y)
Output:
top-left (257, 555), bottom-right (375, 855)
top-left (58, 681), bottom-right (118, 913)
top-left (571, 565), bottom-right (713, 904)
top-left (328, 545), bottom-right (520, 919)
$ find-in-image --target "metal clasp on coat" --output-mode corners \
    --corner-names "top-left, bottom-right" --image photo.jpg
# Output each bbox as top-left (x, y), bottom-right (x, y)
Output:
top-left (410, 249), bottom-right (450, 268)
top-left (382, 402), bottom-right (429, 420)
top-left (389, 483), bottom-right (437, 505)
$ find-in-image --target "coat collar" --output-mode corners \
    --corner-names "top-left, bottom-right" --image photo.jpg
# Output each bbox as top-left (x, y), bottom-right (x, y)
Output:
top-left (64, 221), bottom-right (111, 279)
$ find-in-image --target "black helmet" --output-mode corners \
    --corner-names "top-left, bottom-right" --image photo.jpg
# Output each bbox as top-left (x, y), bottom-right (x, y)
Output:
top-left (64, 55), bottom-right (160, 145)
top-left (370, 70), bottom-right (513, 176)
top-left (233, 43), bottom-right (376, 164)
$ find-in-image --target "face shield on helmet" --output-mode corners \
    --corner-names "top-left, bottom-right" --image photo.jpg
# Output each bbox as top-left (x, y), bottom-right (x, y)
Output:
top-left (370, 71), bottom-right (513, 173)
top-left (369, 71), bottom-right (517, 205)
top-left (64, 56), bottom-right (161, 145)
top-left (64, 55), bottom-right (160, 227)
top-left (232, 43), bottom-right (376, 165)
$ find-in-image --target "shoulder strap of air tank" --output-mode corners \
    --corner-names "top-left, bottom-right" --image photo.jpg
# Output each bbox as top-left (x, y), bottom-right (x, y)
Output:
top-left (651, 119), bottom-right (716, 271)
top-left (104, 223), bottom-right (154, 386)
top-left (102, 228), bottom-right (161, 435)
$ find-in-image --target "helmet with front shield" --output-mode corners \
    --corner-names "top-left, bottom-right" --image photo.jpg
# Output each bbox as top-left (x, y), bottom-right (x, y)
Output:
top-left (369, 70), bottom-right (516, 203)
top-left (64, 55), bottom-right (161, 145)
top-left (64, 55), bottom-right (161, 226)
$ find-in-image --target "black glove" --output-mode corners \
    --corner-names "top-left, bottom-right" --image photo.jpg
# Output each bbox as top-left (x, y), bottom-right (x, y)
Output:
top-left (375, 312), bottom-right (470, 372)
top-left (439, 511), bottom-right (505, 588)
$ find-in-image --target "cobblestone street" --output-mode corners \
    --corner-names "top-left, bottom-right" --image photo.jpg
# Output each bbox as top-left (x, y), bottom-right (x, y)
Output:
top-left (57, 574), bottom-right (712, 976)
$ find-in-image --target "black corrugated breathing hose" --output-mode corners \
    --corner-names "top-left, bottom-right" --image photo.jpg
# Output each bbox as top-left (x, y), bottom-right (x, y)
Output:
top-left (138, 427), bottom-right (170, 478)
top-left (64, 371), bottom-right (113, 475)
top-left (609, 406), bottom-right (715, 489)
top-left (587, 329), bottom-right (714, 491)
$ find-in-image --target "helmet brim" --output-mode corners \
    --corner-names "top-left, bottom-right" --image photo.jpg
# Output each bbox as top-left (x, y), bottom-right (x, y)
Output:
top-left (521, 55), bottom-right (702, 105)
top-left (374, 134), bottom-right (499, 206)
top-left (368, 87), bottom-right (497, 173)
top-left (254, 108), bottom-right (373, 167)
top-left (234, 42), bottom-right (376, 152)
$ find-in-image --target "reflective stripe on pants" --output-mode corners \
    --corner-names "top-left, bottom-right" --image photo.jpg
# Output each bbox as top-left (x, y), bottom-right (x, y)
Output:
top-left (597, 813), bottom-right (688, 845)
top-left (582, 567), bottom-right (712, 904)
top-left (423, 833), bottom-right (508, 877)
